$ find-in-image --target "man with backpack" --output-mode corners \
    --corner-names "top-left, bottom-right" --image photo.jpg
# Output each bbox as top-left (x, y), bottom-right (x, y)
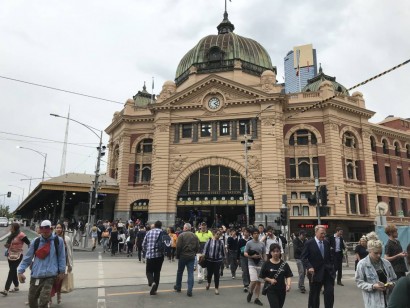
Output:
top-left (142, 220), bottom-right (165, 295)
top-left (17, 220), bottom-right (66, 308)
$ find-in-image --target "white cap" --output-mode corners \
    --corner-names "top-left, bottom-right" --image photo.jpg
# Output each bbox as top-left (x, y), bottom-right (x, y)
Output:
top-left (40, 220), bottom-right (52, 227)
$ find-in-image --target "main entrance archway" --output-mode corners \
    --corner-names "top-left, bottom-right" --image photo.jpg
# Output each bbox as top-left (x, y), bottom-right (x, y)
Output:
top-left (130, 199), bottom-right (149, 224)
top-left (176, 165), bottom-right (254, 228)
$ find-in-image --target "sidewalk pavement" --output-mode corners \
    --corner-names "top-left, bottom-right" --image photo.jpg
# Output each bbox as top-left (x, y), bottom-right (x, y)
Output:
top-left (0, 249), bottom-right (357, 294)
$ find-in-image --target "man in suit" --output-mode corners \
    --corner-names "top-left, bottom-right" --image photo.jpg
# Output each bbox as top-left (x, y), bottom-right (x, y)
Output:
top-left (328, 227), bottom-right (345, 286)
top-left (301, 225), bottom-right (335, 308)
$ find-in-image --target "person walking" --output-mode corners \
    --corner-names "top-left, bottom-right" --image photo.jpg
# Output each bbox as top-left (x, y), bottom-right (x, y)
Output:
top-left (50, 223), bottom-right (73, 305)
top-left (168, 227), bottom-right (178, 262)
top-left (174, 223), bottom-right (200, 297)
top-left (238, 227), bottom-right (251, 293)
top-left (17, 220), bottom-right (66, 308)
top-left (356, 232), bottom-right (397, 308)
top-left (126, 223), bottom-right (136, 257)
top-left (244, 228), bottom-right (266, 306)
top-left (136, 225), bottom-right (147, 263)
top-left (328, 227), bottom-right (346, 286)
top-left (227, 228), bottom-right (239, 279)
top-left (260, 226), bottom-right (283, 261)
top-left (292, 230), bottom-right (307, 293)
top-left (101, 227), bottom-right (110, 253)
top-left (260, 243), bottom-right (293, 308)
top-left (301, 225), bottom-right (335, 308)
top-left (354, 236), bottom-right (368, 271)
top-left (387, 244), bottom-right (410, 308)
top-left (109, 225), bottom-right (119, 256)
top-left (203, 229), bottom-right (225, 295)
top-left (142, 220), bottom-right (165, 295)
top-left (1, 222), bottom-right (30, 296)
top-left (384, 225), bottom-right (408, 279)
top-left (195, 222), bottom-right (213, 284)
top-left (90, 224), bottom-right (99, 251)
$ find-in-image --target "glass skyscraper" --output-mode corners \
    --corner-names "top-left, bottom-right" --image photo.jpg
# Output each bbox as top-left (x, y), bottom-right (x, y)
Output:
top-left (284, 44), bottom-right (317, 93)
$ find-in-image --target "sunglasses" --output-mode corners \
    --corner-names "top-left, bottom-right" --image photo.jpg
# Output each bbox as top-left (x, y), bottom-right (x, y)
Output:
top-left (40, 226), bottom-right (51, 230)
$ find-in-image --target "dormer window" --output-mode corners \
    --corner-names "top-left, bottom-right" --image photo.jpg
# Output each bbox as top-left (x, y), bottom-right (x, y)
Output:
top-left (208, 46), bottom-right (223, 62)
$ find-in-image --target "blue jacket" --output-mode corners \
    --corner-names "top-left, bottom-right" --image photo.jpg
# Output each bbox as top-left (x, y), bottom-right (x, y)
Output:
top-left (18, 234), bottom-right (66, 278)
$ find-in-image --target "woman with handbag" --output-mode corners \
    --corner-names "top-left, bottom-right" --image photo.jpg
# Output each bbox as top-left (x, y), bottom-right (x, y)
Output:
top-left (50, 223), bottom-right (74, 305)
top-left (203, 229), bottom-right (225, 295)
top-left (259, 243), bottom-right (293, 308)
top-left (1, 222), bottom-right (30, 296)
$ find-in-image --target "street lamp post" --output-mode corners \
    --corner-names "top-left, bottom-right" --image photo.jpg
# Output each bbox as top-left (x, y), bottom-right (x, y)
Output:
top-left (50, 113), bottom-right (105, 248)
top-left (11, 172), bottom-right (33, 194)
top-left (16, 146), bottom-right (47, 182)
top-left (240, 105), bottom-right (274, 226)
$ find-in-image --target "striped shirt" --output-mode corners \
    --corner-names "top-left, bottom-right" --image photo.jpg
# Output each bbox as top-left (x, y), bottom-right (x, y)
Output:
top-left (142, 228), bottom-right (163, 259)
top-left (203, 239), bottom-right (225, 262)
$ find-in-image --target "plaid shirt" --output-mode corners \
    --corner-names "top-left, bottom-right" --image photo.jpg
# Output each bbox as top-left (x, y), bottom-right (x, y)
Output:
top-left (142, 228), bottom-right (163, 259)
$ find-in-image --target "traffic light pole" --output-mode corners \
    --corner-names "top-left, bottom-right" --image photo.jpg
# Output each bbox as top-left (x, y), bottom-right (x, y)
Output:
top-left (315, 178), bottom-right (321, 225)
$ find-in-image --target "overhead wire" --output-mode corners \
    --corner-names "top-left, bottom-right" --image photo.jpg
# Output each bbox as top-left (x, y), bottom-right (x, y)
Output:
top-left (0, 75), bottom-right (124, 105)
top-left (286, 59), bottom-right (410, 120)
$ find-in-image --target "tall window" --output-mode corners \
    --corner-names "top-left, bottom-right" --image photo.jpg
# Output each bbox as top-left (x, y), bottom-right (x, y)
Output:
top-left (370, 136), bottom-right (377, 152)
top-left (373, 164), bottom-right (380, 183)
top-left (289, 157), bottom-right (319, 179)
top-left (385, 166), bottom-right (392, 184)
top-left (289, 129), bottom-right (317, 145)
top-left (219, 121), bottom-right (230, 136)
top-left (397, 168), bottom-right (404, 186)
top-left (239, 120), bottom-right (250, 135)
top-left (200, 123), bottom-right (211, 137)
top-left (182, 124), bottom-right (192, 138)
top-left (349, 193), bottom-right (358, 214)
top-left (407, 144), bottom-right (410, 159)
top-left (389, 197), bottom-right (396, 216)
top-left (134, 138), bottom-right (152, 184)
top-left (382, 139), bottom-right (389, 154)
top-left (394, 142), bottom-right (401, 156)
top-left (113, 145), bottom-right (120, 179)
top-left (343, 132), bottom-right (357, 148)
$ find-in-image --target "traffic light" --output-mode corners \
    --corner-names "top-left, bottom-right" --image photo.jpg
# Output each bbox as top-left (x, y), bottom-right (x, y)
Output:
top-left (7, 191), bottom-right (11, 198)
top-left (307, 194), bottom-right (317, 206)
top-left (320, 186), bottom-right (328, 206)
top-left (280, 208), bottom-right (288, 226)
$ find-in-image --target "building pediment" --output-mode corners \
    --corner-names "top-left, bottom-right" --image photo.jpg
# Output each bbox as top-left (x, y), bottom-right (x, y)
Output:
top-left (152, 74), bottom-right (273, 111)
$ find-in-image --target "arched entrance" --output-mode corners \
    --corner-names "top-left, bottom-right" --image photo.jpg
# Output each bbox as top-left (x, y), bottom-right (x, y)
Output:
top-left (176, 165), bottom-right (254, 228)
top-left (130, 199), bottom-right (149, 224)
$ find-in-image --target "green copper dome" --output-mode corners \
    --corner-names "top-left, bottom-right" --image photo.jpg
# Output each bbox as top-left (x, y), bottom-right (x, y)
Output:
top-left (302, 66), bottom-right (349, 95)
top-left (175, 12), bottom-right (275, 85)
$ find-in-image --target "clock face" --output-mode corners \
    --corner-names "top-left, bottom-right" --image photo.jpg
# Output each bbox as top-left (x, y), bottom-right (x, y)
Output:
top-left (208, 97), bottom-right (220, 110)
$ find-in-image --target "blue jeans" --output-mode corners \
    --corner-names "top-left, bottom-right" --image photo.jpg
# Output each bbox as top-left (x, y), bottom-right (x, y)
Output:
top-left (175, 258), bottom-right (195, 293)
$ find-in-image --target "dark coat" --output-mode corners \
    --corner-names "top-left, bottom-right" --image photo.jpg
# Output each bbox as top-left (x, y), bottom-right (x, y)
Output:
top-left (328, 235), bottom-right (345, 252)
top-left (301, 237), bottom-right (335, 282)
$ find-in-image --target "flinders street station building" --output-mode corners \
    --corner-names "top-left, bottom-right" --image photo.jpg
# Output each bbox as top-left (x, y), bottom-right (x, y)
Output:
top-left (104, 12), bottom-right (410, 240)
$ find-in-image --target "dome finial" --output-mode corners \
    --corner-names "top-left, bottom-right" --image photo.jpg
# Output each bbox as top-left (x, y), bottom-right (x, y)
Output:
top-left (217, 0), bottom-right (235, 34)
top-left (319, 63), bottom-right (323, 74)
top-left (143, 81), bottom-right (147, 92)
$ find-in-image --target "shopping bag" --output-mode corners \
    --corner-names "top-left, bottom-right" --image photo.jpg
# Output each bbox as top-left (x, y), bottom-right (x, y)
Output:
top-left (60, 272), bottom-right (74, 293)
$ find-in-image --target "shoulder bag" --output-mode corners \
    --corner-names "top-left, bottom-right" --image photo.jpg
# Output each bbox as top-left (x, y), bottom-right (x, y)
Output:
top-left (262, 261), bottom-right (287, 295)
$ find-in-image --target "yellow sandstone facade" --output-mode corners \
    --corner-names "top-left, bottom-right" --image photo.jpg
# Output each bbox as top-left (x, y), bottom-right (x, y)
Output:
top-left (105, 12), bottom-right (410, 240)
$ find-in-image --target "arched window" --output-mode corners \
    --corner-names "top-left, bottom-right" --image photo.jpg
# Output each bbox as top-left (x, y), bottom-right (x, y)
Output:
top-left (382, 139), bottom-right (389, 154)
top-left (112, 145), bottom-right (120, 179)
top-left (136, 138), bottom-right (153, 154)
top-left (134, 138), bottom-right (153, 184)
top-left (289, 157), bottom-right (319, 179)
top-left (343, 132), bottom-right (356, 148)
top-left (394, 142), bottom-right (401, 156)
top-left (370, 136), bottom-right (376, 152)
top-left (289, 129), bottom-right (317, 145)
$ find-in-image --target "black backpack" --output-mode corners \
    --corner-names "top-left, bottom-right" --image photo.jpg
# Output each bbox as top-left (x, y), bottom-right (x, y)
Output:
top-left (155, 231), bottom-right (171, 256)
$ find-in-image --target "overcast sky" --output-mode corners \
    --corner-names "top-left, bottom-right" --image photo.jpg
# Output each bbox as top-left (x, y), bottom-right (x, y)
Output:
top-left (1, 0), bottom-right (409, 211)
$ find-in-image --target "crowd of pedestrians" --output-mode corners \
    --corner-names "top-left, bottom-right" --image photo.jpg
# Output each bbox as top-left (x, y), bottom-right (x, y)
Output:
top-left (4, 217), bottom-right (410, 308)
